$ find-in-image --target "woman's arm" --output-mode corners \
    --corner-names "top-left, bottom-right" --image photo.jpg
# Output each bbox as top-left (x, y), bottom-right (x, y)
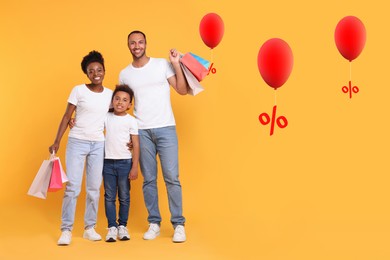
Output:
top-left (49, 103), bottom-right (76, 153)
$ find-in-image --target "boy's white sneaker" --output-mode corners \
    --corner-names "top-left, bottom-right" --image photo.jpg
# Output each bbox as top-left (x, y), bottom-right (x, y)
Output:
top-left (83, 227), bottom-right (102, 241)
top-left (57, 230), bottom-right (72, 245)
top-left (172, 225), bottom-right (186, 243)
top-left (105, 226), bottom-right (118, 242)
top-left (118, 225), bottom-right (130, 241)
top-left (143, 223), bottom-right (160, 240)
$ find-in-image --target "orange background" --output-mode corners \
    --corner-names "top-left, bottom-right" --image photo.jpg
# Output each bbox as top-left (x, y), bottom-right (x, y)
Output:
top-left (1, 0), bottom-right (390, 259)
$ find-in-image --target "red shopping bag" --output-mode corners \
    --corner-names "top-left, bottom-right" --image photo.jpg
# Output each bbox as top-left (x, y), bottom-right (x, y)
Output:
top-left (190, 52), bottom-right (210, 69)
top-left (48, 157), bottom-right (68, 192)
top-left (180, 53), bottom-right (208, 81)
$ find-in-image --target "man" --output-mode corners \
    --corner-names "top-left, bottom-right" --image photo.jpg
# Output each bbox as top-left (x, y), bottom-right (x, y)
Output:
top-left (119, 30), bottom-right (188, 243)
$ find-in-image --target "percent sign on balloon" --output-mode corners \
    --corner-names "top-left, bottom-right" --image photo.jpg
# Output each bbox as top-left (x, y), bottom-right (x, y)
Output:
top-left (258, 105), bottom-right (288, 136)
top-left (208, 63), bottom-right (216, 75)
top-left (342, 80), bottom-right (359, 98)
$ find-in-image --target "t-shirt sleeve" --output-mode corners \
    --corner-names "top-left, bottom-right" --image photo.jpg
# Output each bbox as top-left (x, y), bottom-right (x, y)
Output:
top-left (166, 60), bottom-right (175, 79)
top-left (67, 86), bottom-right (79, 106)
top-left (129, 116), bottom-right (139, 135)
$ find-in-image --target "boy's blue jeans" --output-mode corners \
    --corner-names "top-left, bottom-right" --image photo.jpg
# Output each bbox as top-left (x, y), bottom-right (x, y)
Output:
top-left (139, 126), bottom-right (185, 227)
top-left (103, 159), bottom-right (132, 228)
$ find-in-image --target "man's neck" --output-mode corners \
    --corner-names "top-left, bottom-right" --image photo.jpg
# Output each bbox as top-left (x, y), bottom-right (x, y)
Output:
top-left (132, 55), bottom-right (150, 68)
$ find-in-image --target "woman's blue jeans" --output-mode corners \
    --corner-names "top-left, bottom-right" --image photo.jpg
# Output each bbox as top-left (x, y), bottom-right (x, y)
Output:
top-left (61, 137), bottom-right (104, 231)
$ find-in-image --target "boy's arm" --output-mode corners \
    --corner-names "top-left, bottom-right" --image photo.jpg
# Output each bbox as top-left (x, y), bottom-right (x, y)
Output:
top-left (129, 134), bottom-right (140, 180)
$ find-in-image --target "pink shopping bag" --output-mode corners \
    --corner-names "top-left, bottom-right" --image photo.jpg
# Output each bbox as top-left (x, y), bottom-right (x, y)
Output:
top-left (48, 157), bottom-right (68, 192)
top-left (180, 53), bottom-right (208, 81)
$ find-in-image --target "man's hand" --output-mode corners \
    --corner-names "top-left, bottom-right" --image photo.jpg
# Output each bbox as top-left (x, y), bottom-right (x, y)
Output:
top-left (169, 48), bottom-right (181, 64)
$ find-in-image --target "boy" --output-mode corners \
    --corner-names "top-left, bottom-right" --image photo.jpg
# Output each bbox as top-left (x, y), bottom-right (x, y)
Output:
top-left (103, 84), bottom-right (139, 242)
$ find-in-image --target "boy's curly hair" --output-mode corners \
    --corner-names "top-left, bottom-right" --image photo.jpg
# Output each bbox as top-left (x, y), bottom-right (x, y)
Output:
top-left (112, 84), bottom-right (134, 103)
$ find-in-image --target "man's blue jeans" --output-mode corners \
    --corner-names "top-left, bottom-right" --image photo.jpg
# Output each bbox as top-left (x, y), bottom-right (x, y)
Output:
top-left (103, 159), bottom-right (132, 228)
top-left (139, 126), bottom-right (185, 227)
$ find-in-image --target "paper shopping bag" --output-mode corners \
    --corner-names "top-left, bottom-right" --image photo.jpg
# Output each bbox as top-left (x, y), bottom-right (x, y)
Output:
top-left (27, 159), bottom-right (53, 199)
top-left (189, 52), bottom-right (210, 69)
top-left (58, 157), bottom-right (68, 183)
top-left (48, 158), bottom-right (62, 192)
top-left (180, 53), bottom-right (209, 81)
top-left (180, 62), bottom-right (204, 96)
top-left (48, 157), bottom-right (68, 192)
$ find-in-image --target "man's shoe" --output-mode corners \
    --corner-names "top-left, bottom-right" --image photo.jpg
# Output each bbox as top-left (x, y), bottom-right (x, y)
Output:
top-left (118, 225), bottom-right (130, 241)
top-left (83, 227), bottom-right (102, 241)
top-left (143, 223), bottom-right (160, 240)
top-left (105, 226), bottom-right (118, 242)
top-left (57, 230), bottom-right (72, 245)
top-left (172, 225), bottom-right (186, 243)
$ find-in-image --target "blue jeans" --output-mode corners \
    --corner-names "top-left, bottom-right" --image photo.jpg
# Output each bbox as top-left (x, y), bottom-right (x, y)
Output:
top-left (139, 126), bottom-right (185, 227)
top-left (61, 137), bottom-right (104, 231)
top-left (103, 159), bottom-right (132, 228)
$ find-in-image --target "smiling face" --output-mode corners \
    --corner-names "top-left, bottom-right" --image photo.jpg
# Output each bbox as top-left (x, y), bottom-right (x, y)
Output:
top-left (128, 32), bottom-right (147, 60)
top-left (112, 90), bottom-right (131, 116)
top-left (86, 62), bottom-right (105, 86)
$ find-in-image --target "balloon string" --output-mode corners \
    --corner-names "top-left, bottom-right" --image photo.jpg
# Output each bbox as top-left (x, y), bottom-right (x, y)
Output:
top-left (349, 61), bottom-right (352, 81)
top-left (274, 90), bottom-right (277, 106)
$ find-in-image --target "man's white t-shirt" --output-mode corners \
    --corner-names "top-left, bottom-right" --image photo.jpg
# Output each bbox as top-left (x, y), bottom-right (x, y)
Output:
top-left (104, 113), bottom-right (138, 159)
top-left (68, 84), bottom-right (113, 141)
top-left (119, 58), bottom-right (175, 129)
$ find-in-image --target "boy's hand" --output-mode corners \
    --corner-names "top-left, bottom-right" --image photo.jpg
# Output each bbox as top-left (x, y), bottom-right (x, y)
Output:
top-left (129, 168), bottom-right (138, 180)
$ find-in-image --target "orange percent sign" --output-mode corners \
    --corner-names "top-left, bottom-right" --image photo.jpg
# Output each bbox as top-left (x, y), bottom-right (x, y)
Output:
top-left (342, 80), bottom-right (359, 99)
top-left (258, 105), bottom-right (288, 136)
top-left (207, 63), bottom-right (216, 75)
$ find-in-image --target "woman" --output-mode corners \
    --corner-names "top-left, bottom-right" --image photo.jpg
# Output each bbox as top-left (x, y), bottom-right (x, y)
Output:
top-left (49, 50), bottom-right (113, 245)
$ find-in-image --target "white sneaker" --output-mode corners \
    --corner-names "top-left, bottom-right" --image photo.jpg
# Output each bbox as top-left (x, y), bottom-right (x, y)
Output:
top-left (172, 225), bottom-right (186, 243)
top-left (118, 225), bottom-right (130, 241)
top-left (58, 230), bottom-right (72, 245)
top-left (143, 223), bottom-right (160, 240)
top-left (83, 227), bottom-right (102, 241)
top-left (105, 227), bottom-right (118, 242)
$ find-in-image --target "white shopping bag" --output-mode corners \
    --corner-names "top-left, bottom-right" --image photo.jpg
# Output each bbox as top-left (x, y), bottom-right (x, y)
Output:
top-left (180, 62), bottom-right (204, 96)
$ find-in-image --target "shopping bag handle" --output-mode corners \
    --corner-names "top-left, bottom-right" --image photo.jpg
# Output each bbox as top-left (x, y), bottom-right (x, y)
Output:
top-left (49, 151), bottom-right (56, 160)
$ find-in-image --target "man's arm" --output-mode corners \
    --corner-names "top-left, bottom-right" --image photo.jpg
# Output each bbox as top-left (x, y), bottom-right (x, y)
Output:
top-left (168, 49), bottom-right (188, 95)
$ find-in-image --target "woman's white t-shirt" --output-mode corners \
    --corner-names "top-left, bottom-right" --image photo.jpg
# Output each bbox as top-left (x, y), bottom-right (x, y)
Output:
top-left (68, 84), bottom-right (113, 141)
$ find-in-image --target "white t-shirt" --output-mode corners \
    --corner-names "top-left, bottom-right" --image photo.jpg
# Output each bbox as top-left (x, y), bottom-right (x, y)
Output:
top-left (68, 84), bottom-right (113, 141)
top-left (104, 113), bottom-right (138, 159)
top-left (119, 57), bottom-right (176, 129)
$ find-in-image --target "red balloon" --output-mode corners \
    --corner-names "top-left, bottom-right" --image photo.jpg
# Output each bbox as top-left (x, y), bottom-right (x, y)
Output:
top-left (257, 38), bottom-right (294, 89)
top-left (335, 16), bottom-right (366, 62)
top-left (199, 13), bottom-right (224, 49)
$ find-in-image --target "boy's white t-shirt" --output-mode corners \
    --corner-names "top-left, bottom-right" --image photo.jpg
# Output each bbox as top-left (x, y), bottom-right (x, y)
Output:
top-left (68, 84), bottom-right (113, 141)
top-left (104, 113), bottom-right (138, 159)
top-left (119, 57), bottom-right (175, 129)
